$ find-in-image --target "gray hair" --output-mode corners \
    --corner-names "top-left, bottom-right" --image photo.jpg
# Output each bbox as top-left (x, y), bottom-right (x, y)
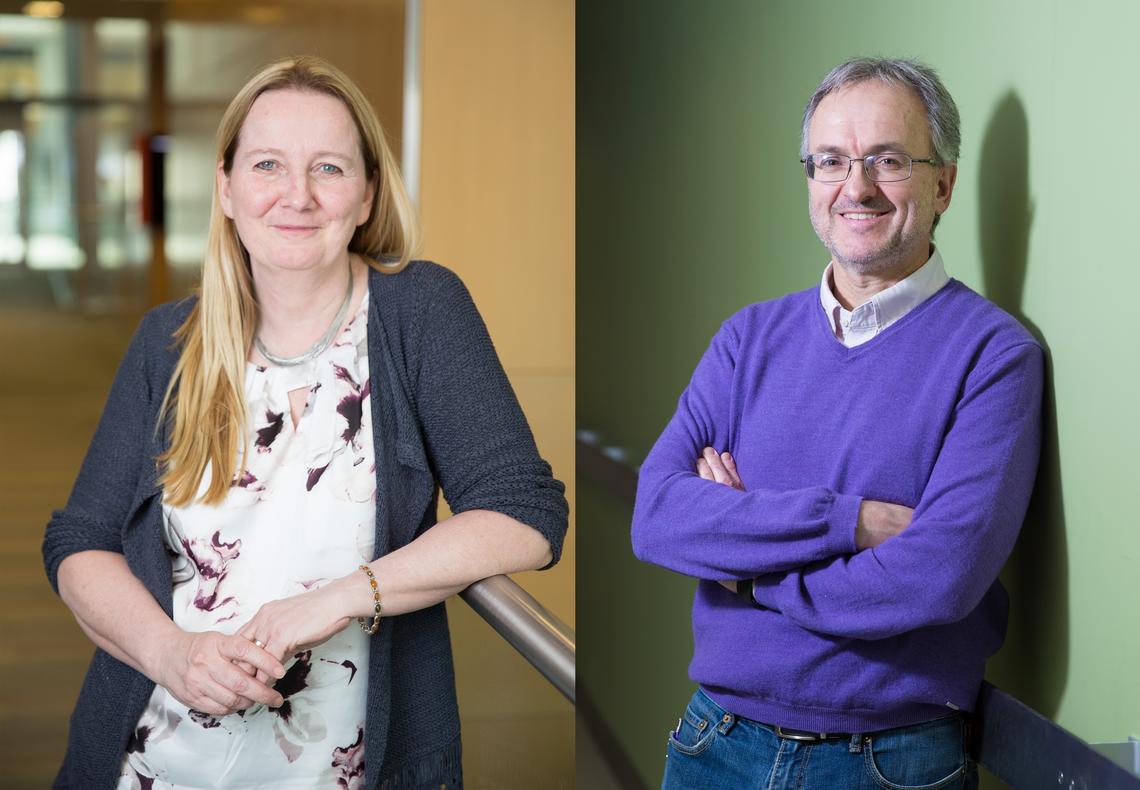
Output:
top-left (800, 58), bottom-right (961, 164)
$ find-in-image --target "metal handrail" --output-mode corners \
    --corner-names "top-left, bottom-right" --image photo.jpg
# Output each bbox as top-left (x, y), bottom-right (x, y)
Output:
top-left (460, 575), bottom-right (575, 703)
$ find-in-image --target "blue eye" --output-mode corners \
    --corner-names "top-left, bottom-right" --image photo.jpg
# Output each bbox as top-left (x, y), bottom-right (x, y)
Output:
top-left (254, 160), bottom-right (276, 172)
top-left (318, 163), bottom-right (342, 175)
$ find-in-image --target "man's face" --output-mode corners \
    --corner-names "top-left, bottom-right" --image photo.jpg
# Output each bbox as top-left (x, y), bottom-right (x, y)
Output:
top-left (806, 80), bottom-right (956, 278)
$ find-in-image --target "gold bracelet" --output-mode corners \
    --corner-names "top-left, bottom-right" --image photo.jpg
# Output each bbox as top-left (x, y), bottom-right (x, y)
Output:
top-left (357, 564), bottom-right (382, 635)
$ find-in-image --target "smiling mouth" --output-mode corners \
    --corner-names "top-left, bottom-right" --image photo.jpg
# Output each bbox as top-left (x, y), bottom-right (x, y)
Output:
top-left (839, 211), bottom-right (886, 221)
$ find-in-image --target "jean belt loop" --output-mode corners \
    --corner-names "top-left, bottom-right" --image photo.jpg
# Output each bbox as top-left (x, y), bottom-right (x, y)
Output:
top-left (716, 711), bottom-right (736, 735)
top-left (848, 733), bottom-right (864, 753)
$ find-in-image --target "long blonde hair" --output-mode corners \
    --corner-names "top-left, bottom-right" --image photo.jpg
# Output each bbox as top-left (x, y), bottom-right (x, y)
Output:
top-left (159, 56), bottom-right (419, 506)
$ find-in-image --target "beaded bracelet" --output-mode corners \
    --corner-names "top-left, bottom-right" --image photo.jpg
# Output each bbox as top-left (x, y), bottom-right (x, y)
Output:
top-left (357, 565), bottom-right (382, 635)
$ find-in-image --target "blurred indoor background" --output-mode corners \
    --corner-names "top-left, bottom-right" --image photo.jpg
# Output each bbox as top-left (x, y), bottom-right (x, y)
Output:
top-left (0, 1), bottom-right (574, 787)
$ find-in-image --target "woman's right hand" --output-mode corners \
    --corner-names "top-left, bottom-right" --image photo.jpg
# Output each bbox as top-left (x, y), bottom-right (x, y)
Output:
top-left (154, 629), bottom-right (286, 716)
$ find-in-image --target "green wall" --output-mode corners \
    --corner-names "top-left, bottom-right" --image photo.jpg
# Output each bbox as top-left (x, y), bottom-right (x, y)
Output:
top-left (578, 1), bottom-right (1140, 786)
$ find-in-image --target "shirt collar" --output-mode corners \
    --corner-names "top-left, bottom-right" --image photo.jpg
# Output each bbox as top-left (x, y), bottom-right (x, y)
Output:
top-left (820, 248), bottom-right (949, 344)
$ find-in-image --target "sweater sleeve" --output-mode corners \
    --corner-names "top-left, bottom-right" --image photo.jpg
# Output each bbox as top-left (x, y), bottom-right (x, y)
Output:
top-left (631, 317), bottom-right (862, 580)
top-left (412, 266), bottom-right (569, 568)
top-left (42, 312), bottom-right (157, 594)
top-left (751, 341), bottom-right (1045, 639)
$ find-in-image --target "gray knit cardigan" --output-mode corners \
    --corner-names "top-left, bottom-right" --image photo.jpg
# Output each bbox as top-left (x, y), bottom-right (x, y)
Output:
top-left (42, 261), bottom-right (569, 789)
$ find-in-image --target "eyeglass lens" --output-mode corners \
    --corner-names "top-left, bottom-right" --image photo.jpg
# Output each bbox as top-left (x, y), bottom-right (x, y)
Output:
top-left (807, 154), bottom-right (913, 183)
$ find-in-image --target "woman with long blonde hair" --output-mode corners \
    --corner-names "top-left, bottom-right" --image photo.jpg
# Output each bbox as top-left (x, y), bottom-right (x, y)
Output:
top-left (44, 56), bottom-right (567, 789)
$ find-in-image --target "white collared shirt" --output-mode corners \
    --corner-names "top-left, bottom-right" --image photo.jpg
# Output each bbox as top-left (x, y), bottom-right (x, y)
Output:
top-left (819, 248), bottom-right (950, 348)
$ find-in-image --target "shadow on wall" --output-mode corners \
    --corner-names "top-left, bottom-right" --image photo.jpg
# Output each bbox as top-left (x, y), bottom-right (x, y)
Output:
top-left (977, 90), bottom-right (1069, 719)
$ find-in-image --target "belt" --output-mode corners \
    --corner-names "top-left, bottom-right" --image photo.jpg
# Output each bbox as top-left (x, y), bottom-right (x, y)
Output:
top-left (771, 710), bottom-right (970, 744)
top-left (772, 726), bottom-right (855, 743)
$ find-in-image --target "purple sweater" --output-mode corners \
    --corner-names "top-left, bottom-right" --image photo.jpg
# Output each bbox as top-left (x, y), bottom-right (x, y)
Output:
top-left (632, 280), bottom-right (1044, 733)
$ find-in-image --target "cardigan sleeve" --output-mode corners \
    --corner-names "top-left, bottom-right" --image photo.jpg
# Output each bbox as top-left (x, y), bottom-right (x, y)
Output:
top-left (751, 341), bottom-right (1044, 639)
top-left (42, 311), bottom-right (159, 594)
top-left (631, 317), bottom-right (862, 580)
top-left (410, 266), bottom-right (569, 568)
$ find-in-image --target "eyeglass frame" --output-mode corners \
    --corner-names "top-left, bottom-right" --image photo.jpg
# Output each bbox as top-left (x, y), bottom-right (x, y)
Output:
top-left (800, 152), bottom-right (942, 184)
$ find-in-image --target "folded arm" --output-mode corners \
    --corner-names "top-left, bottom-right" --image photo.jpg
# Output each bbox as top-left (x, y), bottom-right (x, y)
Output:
top-left (751, 342), bottom-right (1045, 639)
top-left (700, 449), bottom-right (914, 593)
top-left (632, 319), bottom-right (862, 580)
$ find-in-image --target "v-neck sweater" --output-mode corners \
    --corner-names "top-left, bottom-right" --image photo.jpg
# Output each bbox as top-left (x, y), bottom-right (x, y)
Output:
top-left (632, 279), bottom-right (1043, 732)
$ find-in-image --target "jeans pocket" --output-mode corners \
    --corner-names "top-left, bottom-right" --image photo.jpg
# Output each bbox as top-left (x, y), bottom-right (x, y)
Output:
top-left (666, 691), bottom-right (720, 757)
top-left (863, 715), bottom-right (968, 790)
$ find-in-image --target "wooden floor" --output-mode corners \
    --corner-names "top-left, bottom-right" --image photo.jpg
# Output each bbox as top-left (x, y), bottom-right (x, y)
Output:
top-left (0, 307), bottom-right (139, 787)
top-left (0, 305), bottom-right (576, 788)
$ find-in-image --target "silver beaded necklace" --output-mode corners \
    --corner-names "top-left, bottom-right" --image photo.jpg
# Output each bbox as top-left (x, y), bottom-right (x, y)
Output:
top-left (255, 265), bottom-right (354, 367)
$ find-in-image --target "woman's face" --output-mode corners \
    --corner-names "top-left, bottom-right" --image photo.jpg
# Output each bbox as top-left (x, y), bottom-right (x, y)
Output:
top-left (218, 88), bottom-right (374, 279)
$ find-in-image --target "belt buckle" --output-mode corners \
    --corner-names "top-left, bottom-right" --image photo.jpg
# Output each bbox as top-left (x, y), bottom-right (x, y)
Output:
top-left (774, 726), bottom-right (826, 743)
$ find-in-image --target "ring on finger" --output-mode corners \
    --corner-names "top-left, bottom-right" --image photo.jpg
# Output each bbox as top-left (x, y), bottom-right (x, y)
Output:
top-left (250, 637), bottom-right (265, 649)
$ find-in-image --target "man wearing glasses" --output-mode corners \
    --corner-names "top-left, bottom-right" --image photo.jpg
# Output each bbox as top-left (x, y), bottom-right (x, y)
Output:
top-left (632, 58), bottom-right (1043, 789)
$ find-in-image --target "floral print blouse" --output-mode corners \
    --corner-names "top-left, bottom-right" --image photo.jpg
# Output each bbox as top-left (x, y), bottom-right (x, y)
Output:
top-left (117, 292), bottom-right (376, 789)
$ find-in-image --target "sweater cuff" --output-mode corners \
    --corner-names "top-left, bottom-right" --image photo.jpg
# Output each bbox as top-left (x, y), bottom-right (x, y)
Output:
top-left (829, 492), bottom-right (862, 555)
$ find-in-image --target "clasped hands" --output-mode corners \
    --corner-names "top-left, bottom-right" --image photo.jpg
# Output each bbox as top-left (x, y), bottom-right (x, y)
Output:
top-left (155, 573), bottom-right (363, 717)
top-left (695, 447), bottom-right (914, 594)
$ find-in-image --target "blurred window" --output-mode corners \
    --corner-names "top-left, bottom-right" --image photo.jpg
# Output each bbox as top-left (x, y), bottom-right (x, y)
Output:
top-left (0, 9), bottom-right (402, 308)
top-left (0, 13), bottom-right (149, 308)
top-left (0, 126), bottom-right (24, 264)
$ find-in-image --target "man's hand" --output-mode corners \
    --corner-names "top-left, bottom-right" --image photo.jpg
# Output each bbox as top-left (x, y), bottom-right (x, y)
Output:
top-left (696, 447), bottom-right (745, 491)
top-left (697, 446), bottom-right (913, 556)
top-left (695, 447), bottom-right (749, 593)
top-left (855, 500), bottom-right (915, 550)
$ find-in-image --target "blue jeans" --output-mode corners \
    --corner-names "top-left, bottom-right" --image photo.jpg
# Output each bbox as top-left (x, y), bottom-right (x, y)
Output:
top-left (662, 689), bottom-right (979, 790)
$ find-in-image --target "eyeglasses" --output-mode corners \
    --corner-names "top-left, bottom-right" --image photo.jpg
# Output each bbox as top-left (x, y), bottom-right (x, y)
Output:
top-left (801, 153), bottom-right (940, 183)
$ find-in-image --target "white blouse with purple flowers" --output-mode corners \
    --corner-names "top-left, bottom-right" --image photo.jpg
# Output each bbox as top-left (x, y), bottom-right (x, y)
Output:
top-left (117, 291), bottom-right (375, 790)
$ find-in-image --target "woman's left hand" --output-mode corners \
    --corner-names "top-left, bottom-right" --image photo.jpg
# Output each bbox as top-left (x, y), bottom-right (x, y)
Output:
top-left (237, 578), bottom-right (359, 680)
